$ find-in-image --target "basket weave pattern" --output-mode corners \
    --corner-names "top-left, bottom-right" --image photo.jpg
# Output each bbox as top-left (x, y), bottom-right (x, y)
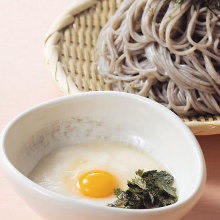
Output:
top-left (44, 0), bottom-right (220, 135)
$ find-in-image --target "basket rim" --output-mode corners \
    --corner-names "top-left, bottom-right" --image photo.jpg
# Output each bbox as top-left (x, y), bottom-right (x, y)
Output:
top-left (44, 0), bottom-right (220, 135)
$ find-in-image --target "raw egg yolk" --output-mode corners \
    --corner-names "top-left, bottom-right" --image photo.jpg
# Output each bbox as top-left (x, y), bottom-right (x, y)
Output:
top-left (77, 170), bottom-right (117, 198)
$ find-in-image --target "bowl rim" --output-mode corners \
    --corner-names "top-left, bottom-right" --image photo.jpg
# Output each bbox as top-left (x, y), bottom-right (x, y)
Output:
top-left (0, 91), bottom-right (206, 214)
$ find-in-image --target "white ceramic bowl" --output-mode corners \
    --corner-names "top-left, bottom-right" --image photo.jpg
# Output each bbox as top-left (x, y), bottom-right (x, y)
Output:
top-left (0, 91), bottom-right (206, 220)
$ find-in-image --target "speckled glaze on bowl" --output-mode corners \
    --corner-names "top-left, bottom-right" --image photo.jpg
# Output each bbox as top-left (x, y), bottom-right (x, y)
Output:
top-left (0, 92), bottom-right (206, 220)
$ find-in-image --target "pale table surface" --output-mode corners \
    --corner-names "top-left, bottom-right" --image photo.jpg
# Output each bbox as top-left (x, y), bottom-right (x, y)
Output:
top-left (0, 1), bottom-right (220, 219)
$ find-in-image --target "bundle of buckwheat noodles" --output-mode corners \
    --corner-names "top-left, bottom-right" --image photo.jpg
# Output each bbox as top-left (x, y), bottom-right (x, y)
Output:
top-left (96, 0), bottom-right (220, 116)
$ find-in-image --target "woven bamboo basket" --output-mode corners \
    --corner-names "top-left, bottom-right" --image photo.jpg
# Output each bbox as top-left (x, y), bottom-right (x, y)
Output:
top-left (44, 0), bottom-right (220, 135)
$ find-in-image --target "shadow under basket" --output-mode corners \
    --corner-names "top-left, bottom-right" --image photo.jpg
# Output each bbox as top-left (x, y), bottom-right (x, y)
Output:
top-left (44, 0), bottom-right (220, 135)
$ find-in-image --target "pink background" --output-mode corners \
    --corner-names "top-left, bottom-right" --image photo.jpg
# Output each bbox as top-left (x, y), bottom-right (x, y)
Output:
top-left (0, 1), bottom-right (220, 219)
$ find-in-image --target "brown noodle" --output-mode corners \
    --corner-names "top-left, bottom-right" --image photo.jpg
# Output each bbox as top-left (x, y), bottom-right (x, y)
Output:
top-left (96, 0), bottom-right (220, 116)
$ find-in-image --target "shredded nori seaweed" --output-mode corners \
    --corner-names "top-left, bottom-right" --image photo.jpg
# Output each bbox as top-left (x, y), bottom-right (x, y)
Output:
top-left (172, 0), bottom-right (220, 20)
top-left (108, 170), bottom-right (178, 209)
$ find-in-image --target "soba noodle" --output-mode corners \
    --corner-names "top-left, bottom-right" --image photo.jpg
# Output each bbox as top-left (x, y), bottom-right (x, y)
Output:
top-left (96, 0), bottom-right (220, 116)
